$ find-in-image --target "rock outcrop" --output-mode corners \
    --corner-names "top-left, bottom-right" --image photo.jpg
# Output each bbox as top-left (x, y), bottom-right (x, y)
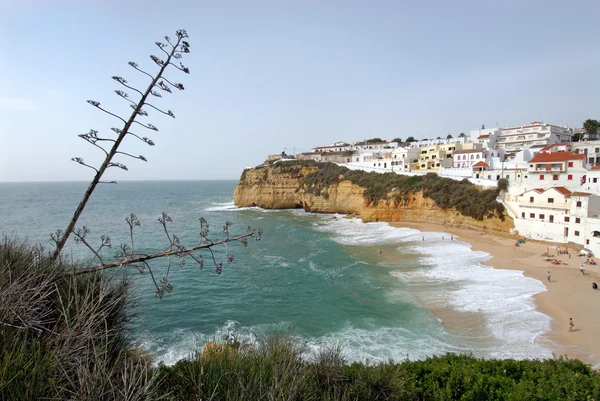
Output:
top-left (234, 165), bottom-right (514, 236)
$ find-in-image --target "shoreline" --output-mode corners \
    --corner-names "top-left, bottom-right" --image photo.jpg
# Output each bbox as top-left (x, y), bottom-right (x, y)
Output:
top-left (390, 221), bottom-right (600, 367)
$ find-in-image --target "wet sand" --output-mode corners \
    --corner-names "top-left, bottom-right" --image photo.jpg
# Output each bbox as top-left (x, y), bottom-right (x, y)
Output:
top-left (390, 222), bottom-right (600, 367)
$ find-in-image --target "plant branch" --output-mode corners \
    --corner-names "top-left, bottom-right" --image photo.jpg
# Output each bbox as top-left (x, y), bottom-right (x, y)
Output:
top-left (52, 30), bottom-right (188, 260)
top-left (74, 231), bottom-right (259, 275)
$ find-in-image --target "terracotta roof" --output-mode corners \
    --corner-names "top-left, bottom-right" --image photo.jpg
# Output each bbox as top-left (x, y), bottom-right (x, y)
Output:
top-left (453, 148), bottom-right (485, 155)
top-left (478, 134), bottom-right (491, 139)
top-left (553, 186), bottom-right (572, 195)
top-left (519, 187), bottom-right (572, 197)
top-left (472, 161), bottom-right (489, 167)
top-left (519, 188), bottom-right (546, 196)
top-left (528, 152), bottom-right (586, 163)
top-left (539, 143), bottom-right (570, 152)
top-left (569, 192), bottom-right (593, 197)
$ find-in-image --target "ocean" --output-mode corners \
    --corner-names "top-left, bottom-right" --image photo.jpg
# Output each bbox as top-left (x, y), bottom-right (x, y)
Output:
top-left (0, 180), bottom-right (553, 365)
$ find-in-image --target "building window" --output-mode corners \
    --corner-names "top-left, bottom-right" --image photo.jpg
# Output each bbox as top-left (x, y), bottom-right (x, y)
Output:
top-left (568, 175), bottom-right (573, 180)
top-left (530, 197), bottom-right (534, 203)
top-left (575, 231), bottom-right (580, 236)
top-left (549, 215), bottom-right (554, 223)
top-left (539, 214), bottom-right (545, 219)
top-left (565, 216), bottom-right (570, 222)
top-left (587, 239), bottom-right (590, 245)
top-left (540, 175), bottom-right (544, 180)
top-left (594, 178), bottom-right (598, 183)
top-left (529, 213), bottom-right (535, 218)
top-left (576, 217), bottom-right (581, 223)
top-left (553, 175), bottom-right (559, 180)
top-left (568, 162), bottom-right (574, 167)
top-left (521, 212), bottom-right (525, 218)
top-left (577, 201), bottom-right (582, 207)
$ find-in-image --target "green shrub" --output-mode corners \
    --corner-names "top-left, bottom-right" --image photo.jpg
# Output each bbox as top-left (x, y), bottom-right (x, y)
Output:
top-left (292, 162), bottom-right (505, 221)
top-left (0, 238), bottom-right (159, 400)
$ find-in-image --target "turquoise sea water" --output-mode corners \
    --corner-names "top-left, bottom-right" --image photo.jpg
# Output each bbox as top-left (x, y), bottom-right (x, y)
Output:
top-left (0, 180), bottom-right (554, 364)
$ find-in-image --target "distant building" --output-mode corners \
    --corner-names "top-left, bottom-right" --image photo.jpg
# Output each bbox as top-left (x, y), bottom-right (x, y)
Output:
top-left (495, 121), bottom-right (573, 150)
top-left (297, 150), bottom-right (354, 163)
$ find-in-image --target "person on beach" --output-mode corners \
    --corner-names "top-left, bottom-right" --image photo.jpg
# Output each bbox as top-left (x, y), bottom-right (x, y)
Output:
top-left (451, 235), bottom-right (454, 241)
top-left (547, 271), bottom-right (551, 282)
top-left (592, 282), bottom-right (598, 290)
top-left (379, 248), bottom-right (382, 256)
top-left (569, 317), bottom-right (574, 332)
top-left (581, 264), bottom-right (585, 275)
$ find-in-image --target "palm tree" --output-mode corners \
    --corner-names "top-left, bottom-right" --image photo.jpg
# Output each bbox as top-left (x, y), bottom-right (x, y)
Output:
top-left (458, 133), bottom-right (466, 138)
top-left (446, 134), bottom-right (453, 139)
top-left (583, 119), bottom-right (599, 140)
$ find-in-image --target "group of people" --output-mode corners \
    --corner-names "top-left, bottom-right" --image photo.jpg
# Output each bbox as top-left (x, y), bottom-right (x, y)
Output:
top-left (584, 258), bottom-right (597, 265)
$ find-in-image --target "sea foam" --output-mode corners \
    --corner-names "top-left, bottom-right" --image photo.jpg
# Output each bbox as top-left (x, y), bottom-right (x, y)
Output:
top-left (313, 216), bottom-right (553, 360)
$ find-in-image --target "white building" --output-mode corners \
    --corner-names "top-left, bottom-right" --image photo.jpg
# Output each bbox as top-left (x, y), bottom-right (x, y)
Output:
top-left (312, 143), bottom-right (353, 153)
top-left (570, 140), bottom-right (600, 169)
top-left (524, 149), bottom-right (587, 190)
top-left (390, 147), bottom-right (420, 172)
top-left (495, 121), bottom-right (573, 151)
top-left (469, 128), bottom-right (501, 149)
top-left (352, 141), bottom-right (398, 152)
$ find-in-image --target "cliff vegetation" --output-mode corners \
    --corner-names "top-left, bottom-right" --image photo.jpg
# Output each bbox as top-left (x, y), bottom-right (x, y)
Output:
top-left (235, 161), bottom-right (512, 234)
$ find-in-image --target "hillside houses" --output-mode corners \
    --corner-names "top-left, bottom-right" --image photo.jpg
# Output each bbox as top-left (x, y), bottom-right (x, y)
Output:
top-left (288, 121), bottom-right (600, 253)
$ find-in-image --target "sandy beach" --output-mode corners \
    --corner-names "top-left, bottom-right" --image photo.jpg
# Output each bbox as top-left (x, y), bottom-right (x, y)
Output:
top-left (390, 222), bottom-right (600, 367)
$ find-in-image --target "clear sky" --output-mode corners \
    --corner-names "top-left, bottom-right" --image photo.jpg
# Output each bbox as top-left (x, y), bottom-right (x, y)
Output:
top-left (1, 0), bottom-right (598, 181)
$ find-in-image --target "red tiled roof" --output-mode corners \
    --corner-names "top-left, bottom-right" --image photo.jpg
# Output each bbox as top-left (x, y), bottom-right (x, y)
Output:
top-left (472, 161), bottom-right (489, 167)
top-left (519, 188), bottom-right (545, 196)
top-left (520, 187), bottom-right (572, 197)
top-left (553, 186), bottom-right (572, 195)
top-left (569, 192), bottom-right (592, 197)
top-left (539, 143), bottom-right (570, 152)
top-left (591, 166), bottom-right (600, 170)
top-left (478, 134), bottom-right (491, 139)
top-left (528, 152), bottom-right (586, 163)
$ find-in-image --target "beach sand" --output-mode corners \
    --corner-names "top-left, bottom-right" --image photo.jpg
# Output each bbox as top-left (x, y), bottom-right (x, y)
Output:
top-left (390, 222), bottom-right (600, 367)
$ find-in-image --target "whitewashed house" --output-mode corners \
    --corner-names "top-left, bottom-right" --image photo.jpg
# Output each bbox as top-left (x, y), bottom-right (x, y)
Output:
top-left (570, 140), bottom-right (600, 169)
top-left (452, 148), bottom-right (487, 169)
top-left (525, 150), bottom-right (587, 190)
top-left (390, 147), bottom-right (420, 172)
top-left (514, 186), bottom-right (573, 242)
top-left (469, 128), bottom-right (501, 149)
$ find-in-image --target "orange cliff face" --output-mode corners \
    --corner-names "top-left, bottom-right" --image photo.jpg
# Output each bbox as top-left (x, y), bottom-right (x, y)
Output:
top-left (233, 165), bottom-right (514, 236)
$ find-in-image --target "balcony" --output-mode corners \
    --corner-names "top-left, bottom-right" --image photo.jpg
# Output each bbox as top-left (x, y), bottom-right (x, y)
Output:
top-left (519, 202), bottom-right (570, 210)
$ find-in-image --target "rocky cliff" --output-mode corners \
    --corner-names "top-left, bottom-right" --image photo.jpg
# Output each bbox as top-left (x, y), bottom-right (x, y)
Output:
top-left (234, 165), bottom-right (514, 236)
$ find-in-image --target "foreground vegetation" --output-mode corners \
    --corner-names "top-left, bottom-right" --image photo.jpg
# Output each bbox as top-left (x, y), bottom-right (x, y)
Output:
top-left (252, 161), bottom-right (506, 221)
top-left (3, 240), bottom-right (600, 400)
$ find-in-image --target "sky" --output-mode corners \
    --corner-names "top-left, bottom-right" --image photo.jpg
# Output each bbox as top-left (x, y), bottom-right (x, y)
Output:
top-left (0, 0), bottom-right (599, 181)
